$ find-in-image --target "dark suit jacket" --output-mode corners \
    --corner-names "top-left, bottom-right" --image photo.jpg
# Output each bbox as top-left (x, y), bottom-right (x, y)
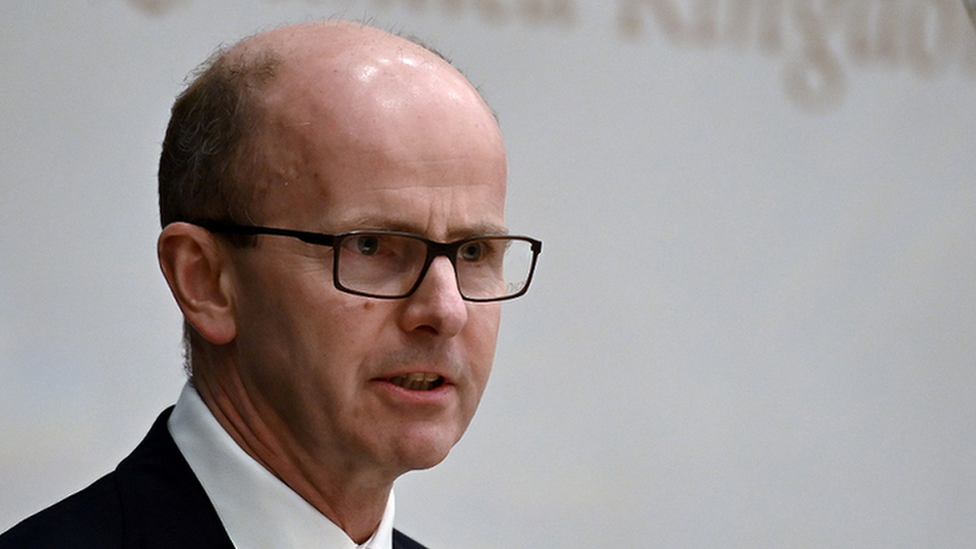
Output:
top-left (0, 409), bottom-right (427, 549)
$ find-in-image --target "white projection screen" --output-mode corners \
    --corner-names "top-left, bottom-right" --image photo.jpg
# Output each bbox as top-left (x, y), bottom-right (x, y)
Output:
top-left (2, 1), bottom-right (975, 547)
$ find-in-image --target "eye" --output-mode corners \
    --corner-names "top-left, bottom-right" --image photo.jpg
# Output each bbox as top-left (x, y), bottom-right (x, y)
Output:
top-left (354, 235), bottom-right (380, 255)
top-left (459, 241), bottom-right (487, 262)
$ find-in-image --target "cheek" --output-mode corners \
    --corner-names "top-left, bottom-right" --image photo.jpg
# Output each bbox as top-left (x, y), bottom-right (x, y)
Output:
top-left (465, 304), bottom-right (502, 386)
top-left (306, 299), bottom-right (401, 389)
top-left (326, 299), bottom-right (386, 351)
top-left (256, 300), bottom-right (385, 431)
top-left (475, 303), bottom-right (502, 348)
top-left (235, 276), bottom-right (365, 386)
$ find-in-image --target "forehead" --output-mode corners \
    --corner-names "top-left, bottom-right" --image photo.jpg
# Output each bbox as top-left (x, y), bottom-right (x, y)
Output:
top-left (244, 24), bottom-right (507, 236)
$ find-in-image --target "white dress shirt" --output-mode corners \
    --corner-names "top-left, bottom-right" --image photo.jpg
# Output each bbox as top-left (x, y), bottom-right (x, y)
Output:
top-left (168, 382), bottom-right (395, 549)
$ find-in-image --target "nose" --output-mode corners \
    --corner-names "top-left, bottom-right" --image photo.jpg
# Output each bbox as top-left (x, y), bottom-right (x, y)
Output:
top-left (398, 256), bottom-right (468, 337)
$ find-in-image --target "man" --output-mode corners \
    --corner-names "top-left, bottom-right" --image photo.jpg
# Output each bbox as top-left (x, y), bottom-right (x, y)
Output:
top-left (1, 20), bottom-right (540, 549)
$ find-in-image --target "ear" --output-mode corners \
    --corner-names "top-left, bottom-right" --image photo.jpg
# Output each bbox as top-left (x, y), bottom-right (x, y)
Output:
top-left (157, 222), bottom-right (237, 345)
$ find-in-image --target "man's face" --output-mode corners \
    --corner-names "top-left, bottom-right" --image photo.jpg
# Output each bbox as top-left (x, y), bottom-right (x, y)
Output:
top-left (220, 40), bottom-right (507, 483)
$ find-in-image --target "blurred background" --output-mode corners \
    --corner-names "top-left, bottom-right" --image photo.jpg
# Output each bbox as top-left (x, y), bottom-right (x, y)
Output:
top-left (2, 1), bottom-right (975, 547)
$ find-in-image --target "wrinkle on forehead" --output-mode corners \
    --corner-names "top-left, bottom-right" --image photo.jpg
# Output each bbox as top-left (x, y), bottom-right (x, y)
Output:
top-left (338, 190), bottom-right (507, 241)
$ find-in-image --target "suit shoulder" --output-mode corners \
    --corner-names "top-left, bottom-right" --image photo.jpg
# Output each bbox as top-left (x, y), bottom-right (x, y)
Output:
top-left (393, 529), bottom-right (430, 549)
top-left (0, 474), bottom-right (124, 549)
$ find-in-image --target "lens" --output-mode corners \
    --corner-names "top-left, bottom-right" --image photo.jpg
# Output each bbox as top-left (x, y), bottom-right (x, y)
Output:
top-left (457, 237), bottom-right (535, 301)
top-left (337, 233), bottom-right (427, 297)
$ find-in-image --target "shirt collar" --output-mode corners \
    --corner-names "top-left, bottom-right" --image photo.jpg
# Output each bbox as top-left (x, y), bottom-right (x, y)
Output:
top-left (167, 382), bottom-right (396, 549)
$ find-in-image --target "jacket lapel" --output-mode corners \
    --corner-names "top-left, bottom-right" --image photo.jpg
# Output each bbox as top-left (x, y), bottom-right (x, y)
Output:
top-left (115, 408), bottom-right (235, 549)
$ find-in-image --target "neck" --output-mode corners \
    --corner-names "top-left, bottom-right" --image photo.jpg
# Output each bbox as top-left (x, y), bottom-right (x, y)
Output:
top-left (189, 351), bottom-right (394, 544)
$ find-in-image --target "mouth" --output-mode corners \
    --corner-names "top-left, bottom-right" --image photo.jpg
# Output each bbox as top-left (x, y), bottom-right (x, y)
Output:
top-left (386, 373), bottom-right (446, 391)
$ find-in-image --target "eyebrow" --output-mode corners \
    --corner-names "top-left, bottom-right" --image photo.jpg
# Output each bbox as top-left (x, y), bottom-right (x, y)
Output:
top-left (339, 216), bottom-right (509, 240)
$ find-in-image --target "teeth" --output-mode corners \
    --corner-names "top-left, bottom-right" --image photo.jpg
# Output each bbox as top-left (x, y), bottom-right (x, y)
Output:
top-left (389, 373), bottom-right (443, 391)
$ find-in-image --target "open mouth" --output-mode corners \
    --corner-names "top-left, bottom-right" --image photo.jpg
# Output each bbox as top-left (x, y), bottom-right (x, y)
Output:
top-left (387, 373), bottom-right (445, 391)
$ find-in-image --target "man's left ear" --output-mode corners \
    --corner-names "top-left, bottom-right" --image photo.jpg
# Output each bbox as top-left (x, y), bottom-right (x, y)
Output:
top-left (157, 222), bottom-right (238, 345)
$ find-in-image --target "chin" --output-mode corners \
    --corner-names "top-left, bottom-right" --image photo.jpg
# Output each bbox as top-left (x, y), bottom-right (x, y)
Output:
top-left (402, 452), bottom-right (450, 472)
top-left (391, 424), bottom-right (465, 472)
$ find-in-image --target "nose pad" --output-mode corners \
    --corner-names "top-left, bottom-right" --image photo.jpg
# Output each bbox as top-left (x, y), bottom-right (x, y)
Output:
top-left (418, 255), bottom-right (463, 298)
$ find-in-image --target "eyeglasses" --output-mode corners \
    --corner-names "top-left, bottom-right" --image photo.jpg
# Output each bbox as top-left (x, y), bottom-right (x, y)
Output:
top-left (189, 220), bottom-right (542, 302)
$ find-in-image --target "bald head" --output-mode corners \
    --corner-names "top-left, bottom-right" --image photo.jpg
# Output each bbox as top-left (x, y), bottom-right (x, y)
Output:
top-left (158, 20), bottom-right (503, 229)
